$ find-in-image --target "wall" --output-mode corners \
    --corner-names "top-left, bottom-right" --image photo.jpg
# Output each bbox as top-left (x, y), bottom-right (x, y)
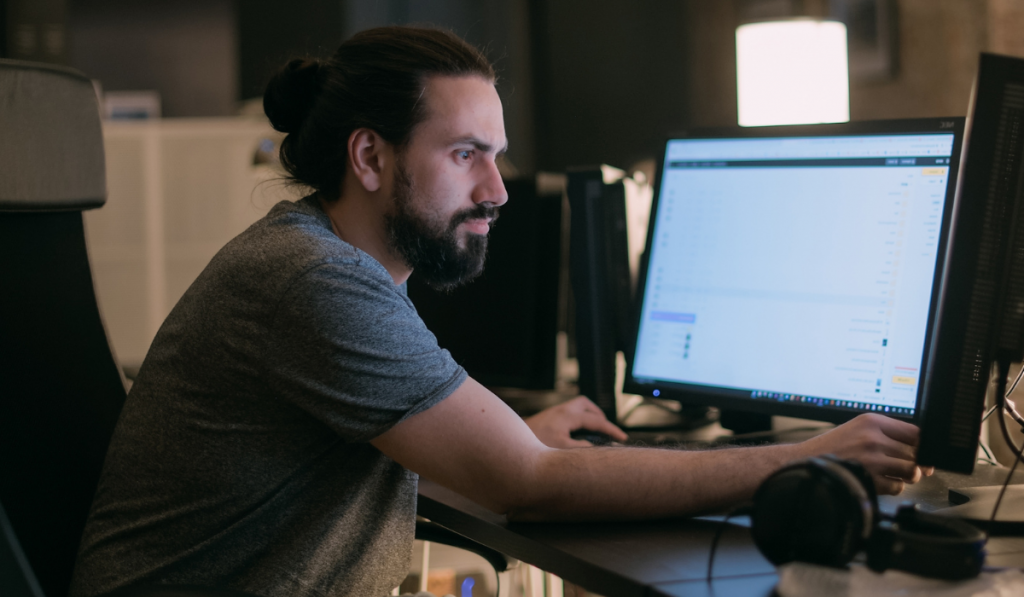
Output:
top-left (530, 0), bottom-right (692, 173)
top-left (237, 0), bottom-right (345, 102)
top-left (683, 1), bottom-right (740, 128)
top-left (341, 0), bottom-right (537, 176)
top-left (2, 0), bottom-right (69, 63)
top-left (851, 0), bottom-right (986, 120)
top-left (69, 0), bottom-right (237, 117)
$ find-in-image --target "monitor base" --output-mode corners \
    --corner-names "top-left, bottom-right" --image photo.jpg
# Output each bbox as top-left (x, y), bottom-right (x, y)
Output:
top-left (939, 485), bottom-right (1024, 535)
top-left (720, 410), bottom-right (773, 435)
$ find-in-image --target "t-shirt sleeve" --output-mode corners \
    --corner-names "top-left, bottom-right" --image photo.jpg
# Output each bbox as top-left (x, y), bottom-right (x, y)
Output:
top-left (264, 259), bottom-right (467, 442)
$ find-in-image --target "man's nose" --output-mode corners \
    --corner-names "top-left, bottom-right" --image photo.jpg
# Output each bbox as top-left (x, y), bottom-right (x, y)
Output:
top-left (473, 159), bottom-right (508, 207)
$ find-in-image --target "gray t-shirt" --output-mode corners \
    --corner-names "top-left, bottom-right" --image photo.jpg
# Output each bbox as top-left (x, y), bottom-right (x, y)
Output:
top-left (71, 196), bottom-right (467, 597)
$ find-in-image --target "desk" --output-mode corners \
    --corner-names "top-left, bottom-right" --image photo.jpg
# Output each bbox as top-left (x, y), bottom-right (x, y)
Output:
top-left (418, 467), bottom-right (1024, 597)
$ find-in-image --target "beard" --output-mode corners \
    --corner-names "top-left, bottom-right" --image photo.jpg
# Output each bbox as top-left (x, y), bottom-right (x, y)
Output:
top-left (384, 162), bottom-right (499, 292)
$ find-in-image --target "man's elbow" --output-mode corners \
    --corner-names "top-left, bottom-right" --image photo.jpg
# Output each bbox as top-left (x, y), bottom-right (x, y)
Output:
top-left (480, 449), bottom-right (567, 521)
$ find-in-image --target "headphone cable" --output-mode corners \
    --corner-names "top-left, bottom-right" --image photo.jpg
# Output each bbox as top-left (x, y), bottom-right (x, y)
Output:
top-left (706, 505), bottom-right (753, 583)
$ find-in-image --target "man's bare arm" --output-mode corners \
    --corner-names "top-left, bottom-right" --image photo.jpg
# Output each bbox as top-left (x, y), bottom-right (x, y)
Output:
top-left (371, 377), bottom-right (923, 520)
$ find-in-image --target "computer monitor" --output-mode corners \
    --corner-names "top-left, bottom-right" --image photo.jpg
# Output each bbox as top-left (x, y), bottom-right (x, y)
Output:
top-left (917, 53), bottom-right (1024, 474)
top-left (566, 168), bottom-right (635, 422)
top-left (624, 118), bottom-right (966, 426)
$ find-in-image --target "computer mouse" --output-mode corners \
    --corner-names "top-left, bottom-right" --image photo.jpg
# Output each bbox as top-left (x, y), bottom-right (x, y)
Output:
top-left (569, 429), bottom-right (617, 446)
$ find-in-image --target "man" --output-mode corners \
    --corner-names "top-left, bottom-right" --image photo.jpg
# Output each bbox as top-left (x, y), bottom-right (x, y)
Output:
top-left (72, 26), bottom-right (927, 597)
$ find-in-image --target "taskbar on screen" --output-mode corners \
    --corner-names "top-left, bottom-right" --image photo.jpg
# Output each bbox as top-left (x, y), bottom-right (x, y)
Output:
top-left (748, 390), bottom-right (914, 417)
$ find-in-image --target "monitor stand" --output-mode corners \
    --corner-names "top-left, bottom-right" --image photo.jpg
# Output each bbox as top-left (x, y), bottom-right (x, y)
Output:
top-left (879, 466), bottom-right (1024, 535)
top-left (720, 410), bottom-right (773, 435)
top-left (942, 485), bottom-right (1024, 534)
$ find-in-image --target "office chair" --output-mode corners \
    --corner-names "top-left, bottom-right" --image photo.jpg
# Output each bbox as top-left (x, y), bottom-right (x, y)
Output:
top-left (0, 59), bottom-right (505, 597)
top-left (0, 58), bottom-right (128, 597)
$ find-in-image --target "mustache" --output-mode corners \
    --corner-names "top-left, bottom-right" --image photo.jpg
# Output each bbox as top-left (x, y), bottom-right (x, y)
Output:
top-left (449, 203), bottom-right (500, 229)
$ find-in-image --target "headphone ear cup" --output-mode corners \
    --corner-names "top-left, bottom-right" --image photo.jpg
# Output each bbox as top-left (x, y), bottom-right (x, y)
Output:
top-left (867, 504), bottom-right (987, 580)
top-left (752, 457), bottom-right (875, 568)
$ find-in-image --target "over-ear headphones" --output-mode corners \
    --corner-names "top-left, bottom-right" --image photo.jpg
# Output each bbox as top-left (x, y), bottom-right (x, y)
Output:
top-left (750, 455), bottom-right (987, 580)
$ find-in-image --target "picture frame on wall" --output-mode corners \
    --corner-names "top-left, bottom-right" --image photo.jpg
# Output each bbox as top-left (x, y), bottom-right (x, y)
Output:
top-left (830, 0), bottom-right (899, 81)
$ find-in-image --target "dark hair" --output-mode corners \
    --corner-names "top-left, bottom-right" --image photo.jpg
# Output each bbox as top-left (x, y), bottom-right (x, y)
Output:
top-left (263, 26), bottom-right (496, 200)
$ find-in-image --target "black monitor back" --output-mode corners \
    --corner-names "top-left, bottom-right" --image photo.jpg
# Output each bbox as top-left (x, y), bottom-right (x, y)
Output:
top-left (566, 168), bottom-right (634, 422)
top-left (918, 53), bottom-right (1024, 473)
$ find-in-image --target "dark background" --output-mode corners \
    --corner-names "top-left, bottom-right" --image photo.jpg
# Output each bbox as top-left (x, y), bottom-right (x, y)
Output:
top-left (1, 0), bottom-right (1014, 179)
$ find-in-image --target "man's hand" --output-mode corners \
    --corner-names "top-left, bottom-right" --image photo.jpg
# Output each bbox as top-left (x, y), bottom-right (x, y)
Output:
top-left (524, 396), bottom-right (628, 448)
top-left (797, 413), bottom-right (933, 495)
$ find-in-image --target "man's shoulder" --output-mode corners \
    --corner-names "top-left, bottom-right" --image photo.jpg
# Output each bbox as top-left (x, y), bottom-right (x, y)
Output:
top-left (218, 196), bottom-right (391, 288)
top-left (250, 196), bottom-right (356, 263)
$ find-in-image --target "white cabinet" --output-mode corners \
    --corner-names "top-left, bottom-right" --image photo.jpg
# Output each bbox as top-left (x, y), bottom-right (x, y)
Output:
top-left (85, 118), bottom-right (295, 368)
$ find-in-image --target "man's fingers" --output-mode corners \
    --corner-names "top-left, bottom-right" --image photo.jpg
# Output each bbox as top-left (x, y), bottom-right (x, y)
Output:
top-left (874, 476), bottom-right (906, 496)
top-left (581, 412), bottom-right (628, 440)
top-left (880, 438), bottom-right (917, 463)
top-left (570, 395), bottom-right (608, 417)
top-left (900, 464), bottom-right (923, 484)
top-left (871, 456), bottom-right (921, 483)
top-left (871, 417), bottom-right (926, 475)
top-left (875, 415), bottom-right (920, 447)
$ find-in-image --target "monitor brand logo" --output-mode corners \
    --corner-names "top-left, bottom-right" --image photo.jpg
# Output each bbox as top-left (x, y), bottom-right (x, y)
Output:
top-left (940, 121), bottom-right (956, 128)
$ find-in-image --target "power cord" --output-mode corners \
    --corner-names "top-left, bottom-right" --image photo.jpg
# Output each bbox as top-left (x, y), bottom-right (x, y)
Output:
top-left (982, 404), bottom-right (999, 423)
top-left (1007, 363), bottom-right (1024, 397)
top-left (980, 362), bottom-right (1024, 423)
top-left (990, 359), bottom-right (1024, 528)
top-left (979, 439), bottom-right (996, 463)
top-left (975, 363), bottom-right (1024, 467)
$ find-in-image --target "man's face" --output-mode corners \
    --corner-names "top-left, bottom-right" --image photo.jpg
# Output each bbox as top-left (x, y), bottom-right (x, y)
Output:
top-left (384, 75), bottom-right (508, 291)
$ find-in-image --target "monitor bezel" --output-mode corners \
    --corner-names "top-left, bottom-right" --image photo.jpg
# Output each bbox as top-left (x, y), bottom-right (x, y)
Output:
top-left (623, 117), bottom-right (967, 425)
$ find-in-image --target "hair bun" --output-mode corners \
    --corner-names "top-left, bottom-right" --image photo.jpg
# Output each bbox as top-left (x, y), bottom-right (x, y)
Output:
top-left (264, 59), bottom-right (323, 134)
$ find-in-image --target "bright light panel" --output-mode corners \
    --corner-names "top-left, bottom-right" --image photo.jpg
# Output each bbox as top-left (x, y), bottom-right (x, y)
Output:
top-left (736, 20), bottom-right (850, 127)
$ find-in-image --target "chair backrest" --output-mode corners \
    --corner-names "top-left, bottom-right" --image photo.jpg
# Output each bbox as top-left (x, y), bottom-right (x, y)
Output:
top-left (1, 501), bottom-right (44, 597)
top-left (0, 59), bottom-right (126, 597)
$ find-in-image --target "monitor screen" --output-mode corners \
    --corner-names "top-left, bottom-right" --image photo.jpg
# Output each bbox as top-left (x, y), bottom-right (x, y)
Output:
top-left (625, 119), bottom-right (965, 424)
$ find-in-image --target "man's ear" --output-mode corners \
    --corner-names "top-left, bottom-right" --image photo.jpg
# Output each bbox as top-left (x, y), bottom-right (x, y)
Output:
top-left (347, 128), bottom-right (391, 193)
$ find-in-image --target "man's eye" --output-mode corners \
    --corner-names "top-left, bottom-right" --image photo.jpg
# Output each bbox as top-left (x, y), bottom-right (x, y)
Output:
top-left (457, 150), bottom-right (472, 160)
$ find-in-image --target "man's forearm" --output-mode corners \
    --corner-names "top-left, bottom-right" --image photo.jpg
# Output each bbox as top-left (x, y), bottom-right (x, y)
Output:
top-left (377, 379), bottom-right (924, 520)
top-left (507, 442), bottom-right (804, 521)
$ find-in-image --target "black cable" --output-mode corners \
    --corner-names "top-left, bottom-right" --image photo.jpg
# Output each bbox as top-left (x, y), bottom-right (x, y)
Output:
top-left (1004, 396), bottom-right (1024, 430)
top-left (990, 359), bottom-right (1023, 528)
top-left (980, 364), bottom-right (1023, 423)
top-left (995, 360), bottom-right (1024, 461)
top-left (990, 411), bottom-right (1023, 528)
top-left (1008, 363), bottom-right (1024, 397)
top-left (706, 505), bottom-right (753, 583)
